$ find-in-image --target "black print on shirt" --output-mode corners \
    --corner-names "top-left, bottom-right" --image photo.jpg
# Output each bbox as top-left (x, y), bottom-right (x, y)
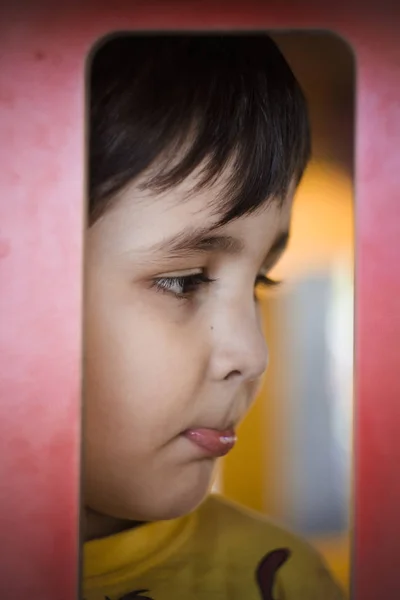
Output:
top-left (256, 548), bottom-right (291, 600)
top-left (105, 592), bottom-right (153, 600)
top-left (100, 547), bottom-right (290, 600)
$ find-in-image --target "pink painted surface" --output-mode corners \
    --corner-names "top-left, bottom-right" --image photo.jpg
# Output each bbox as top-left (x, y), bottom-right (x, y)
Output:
top-left (0, 2), bottom-right (399, 599)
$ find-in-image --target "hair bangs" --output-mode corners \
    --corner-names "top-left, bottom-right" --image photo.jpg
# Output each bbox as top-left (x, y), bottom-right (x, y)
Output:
top-left (89, 34), bottom-right (311, 224)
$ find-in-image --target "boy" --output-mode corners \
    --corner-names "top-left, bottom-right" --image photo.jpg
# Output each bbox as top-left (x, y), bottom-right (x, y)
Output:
top-left (83, 34), bottom-right (345, 599)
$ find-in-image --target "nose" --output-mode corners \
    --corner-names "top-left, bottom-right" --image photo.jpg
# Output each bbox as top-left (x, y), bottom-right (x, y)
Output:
top-left (209, 303), bottom-right (269, 383)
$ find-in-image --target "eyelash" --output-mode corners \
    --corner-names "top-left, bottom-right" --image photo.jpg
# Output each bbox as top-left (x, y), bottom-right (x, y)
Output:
top-left (152, 272), bottom-right (280, 299)
top-left (255, 274), bottom-right (280, 289)
top-left (152, 273), bottom-right (214, 298)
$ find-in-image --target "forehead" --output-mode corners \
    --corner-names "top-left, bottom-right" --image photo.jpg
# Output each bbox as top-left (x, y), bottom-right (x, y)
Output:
top-left (88, 174), bottom-right (293, 258)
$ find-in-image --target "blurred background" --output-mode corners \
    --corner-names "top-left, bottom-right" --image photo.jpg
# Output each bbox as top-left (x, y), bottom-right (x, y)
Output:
top-left (215, 31), bottom-right (354, 595)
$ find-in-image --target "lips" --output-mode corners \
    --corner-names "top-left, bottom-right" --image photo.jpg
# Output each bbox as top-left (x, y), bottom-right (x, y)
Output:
top-left (183, 427), bottom-right (237, 457)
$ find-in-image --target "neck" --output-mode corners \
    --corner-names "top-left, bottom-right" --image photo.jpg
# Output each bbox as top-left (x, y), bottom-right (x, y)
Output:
top-left (83, 506), bottom-right (144, 542)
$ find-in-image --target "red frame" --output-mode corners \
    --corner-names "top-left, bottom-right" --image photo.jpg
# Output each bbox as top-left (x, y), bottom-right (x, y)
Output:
top-left (1, 2), bottom-right (399, 598)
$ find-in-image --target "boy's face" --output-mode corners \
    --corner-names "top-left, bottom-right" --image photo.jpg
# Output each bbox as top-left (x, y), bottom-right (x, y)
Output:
top-left (84, 171), bottom-right (293, 529)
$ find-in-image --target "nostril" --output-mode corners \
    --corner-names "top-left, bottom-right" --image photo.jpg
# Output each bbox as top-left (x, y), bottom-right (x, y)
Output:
top-left (224, 369), bottom-right (241, 381)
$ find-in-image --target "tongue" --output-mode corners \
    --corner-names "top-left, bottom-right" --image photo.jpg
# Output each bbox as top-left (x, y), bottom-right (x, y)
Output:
top-left (184, 428), bottom-right (237, 456)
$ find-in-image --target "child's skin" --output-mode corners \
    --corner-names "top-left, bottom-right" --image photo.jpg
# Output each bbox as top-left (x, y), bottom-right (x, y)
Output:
top-left (83, 166), bottom-right (293, 541)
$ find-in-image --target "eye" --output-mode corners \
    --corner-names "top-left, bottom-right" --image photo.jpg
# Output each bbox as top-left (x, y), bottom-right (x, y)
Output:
top-left (255, 274), bottom-right (281, 289)
top-left (254, 274), bottom-right (281, 301)
top-left (152, 270), bottom-right (215, 299)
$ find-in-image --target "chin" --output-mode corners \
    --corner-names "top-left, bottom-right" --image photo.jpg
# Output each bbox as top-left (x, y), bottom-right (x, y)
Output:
top-left (156, 486), bottom-right (208, 521)
top-left (127, 461), bottom-right (215, 522)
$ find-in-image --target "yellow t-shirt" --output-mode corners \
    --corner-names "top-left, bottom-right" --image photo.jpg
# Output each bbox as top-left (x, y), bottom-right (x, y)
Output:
top-left (83, 494), bottom-right (345, 600)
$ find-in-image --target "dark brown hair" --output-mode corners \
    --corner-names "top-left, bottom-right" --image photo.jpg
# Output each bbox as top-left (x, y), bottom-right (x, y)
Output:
top-left (89, 33), bottom-right (311, 225)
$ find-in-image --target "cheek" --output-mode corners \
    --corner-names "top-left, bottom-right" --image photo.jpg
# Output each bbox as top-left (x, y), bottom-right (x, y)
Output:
top-left (83, 289), bottom-right (209, 451)
top-left (249, 376), bottom-right (265, 403)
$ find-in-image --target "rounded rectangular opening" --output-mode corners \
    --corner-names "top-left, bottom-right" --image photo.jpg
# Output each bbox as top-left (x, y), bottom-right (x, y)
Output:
top-left (84, 30), bottom-right (354, 599)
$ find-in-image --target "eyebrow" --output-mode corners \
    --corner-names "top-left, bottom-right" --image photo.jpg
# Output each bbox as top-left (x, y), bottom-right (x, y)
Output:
top-left (149, 226), bottom-right (244, 258)
top-left (149, 226), bottom-right (289, 263)
top-left (255, 231), bottom-right (289, 275)
top-left (264, 231), bottom-right (290, 264)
